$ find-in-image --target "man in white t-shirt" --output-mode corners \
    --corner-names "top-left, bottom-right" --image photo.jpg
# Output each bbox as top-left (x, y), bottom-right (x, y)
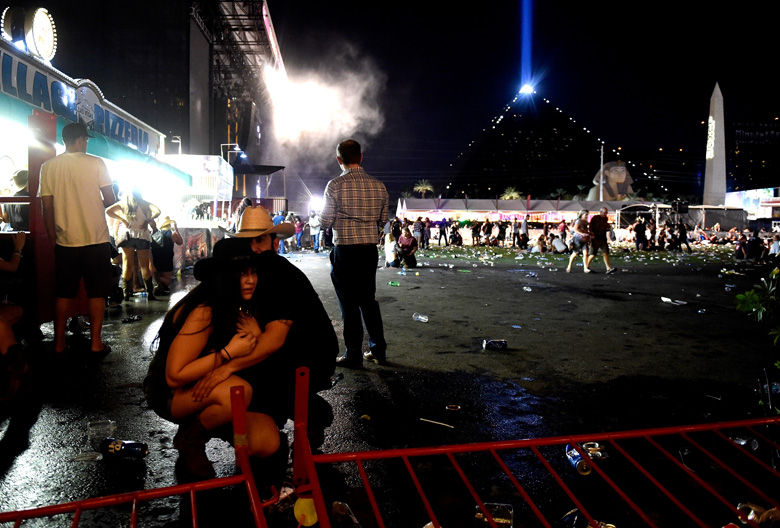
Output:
top-left (40, 122), bottom-right (117, 358)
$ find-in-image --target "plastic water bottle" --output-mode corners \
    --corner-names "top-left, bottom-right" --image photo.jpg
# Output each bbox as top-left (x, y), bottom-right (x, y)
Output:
top-left (100, 438), bottom-right (149, 459)
top-left (412, 312), bottom-right (429, 323)
top-left (387, 281), bottom-right (400, 287)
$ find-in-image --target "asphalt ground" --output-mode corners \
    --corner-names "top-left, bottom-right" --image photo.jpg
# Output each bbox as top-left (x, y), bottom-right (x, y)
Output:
top-left (0, 241), bottom-right (777, 526)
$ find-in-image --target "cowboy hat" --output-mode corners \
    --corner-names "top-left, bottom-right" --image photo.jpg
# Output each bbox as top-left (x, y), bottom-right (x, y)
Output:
top-left (220, 205), bottom-right (295, 239)
top-left (193, 237), bottom-right (257, 282)
top-left (158, 216), bottom-right (176, 230)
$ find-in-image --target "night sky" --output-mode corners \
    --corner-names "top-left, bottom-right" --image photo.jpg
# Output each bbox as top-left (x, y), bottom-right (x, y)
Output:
top-left (269, 1), bottom-right (778, 192)
top-left (15, 1), bottom-right (779, 196)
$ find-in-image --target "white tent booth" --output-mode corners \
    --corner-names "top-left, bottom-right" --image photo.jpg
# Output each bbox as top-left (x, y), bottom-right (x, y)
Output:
top-left (398, 198), bottom-right (674, 225)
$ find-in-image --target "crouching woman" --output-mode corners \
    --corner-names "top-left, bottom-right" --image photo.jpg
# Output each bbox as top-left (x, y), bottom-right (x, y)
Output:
top-left (144, 250), bottom-right (279, 478)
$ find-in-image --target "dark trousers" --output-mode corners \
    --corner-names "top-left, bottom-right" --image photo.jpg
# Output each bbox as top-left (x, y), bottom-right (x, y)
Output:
top-left (330, 244), bottom-right (387, 360)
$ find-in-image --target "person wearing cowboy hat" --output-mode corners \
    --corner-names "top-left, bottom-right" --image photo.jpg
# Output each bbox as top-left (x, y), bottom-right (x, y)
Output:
top-left (144, 240), bottom-right (280, 479)
top-left (201, 205), bottom-right (338, 454)
top-left (150, 216), bottom-right (184, 296)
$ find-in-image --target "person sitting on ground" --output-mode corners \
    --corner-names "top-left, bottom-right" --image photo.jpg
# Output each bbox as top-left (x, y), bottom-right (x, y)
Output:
top-left (531, 234), bottom-right (546, 253)
top-left (144, 245), bottom-right (277, 479)
top-left (734, 234), bottom-right (748, 260)
top-left (711, 222), bottom-right (721, 234)
top-left (746, 231), bottom-right (767, 263)
top-left (384, 232), bottom-right (400, 267)
top-left (657, 225), bottom-right (667, 250)
top-left (0, 232), bottom-right (28, 401)
top-left (549, 233), bottom-right (569, 254)
top-left (150, 216), bottom-right (184, 296)
top-left (567, 210), bottom-right (592, 273)
top-left (397, 227), bottom-right (418, 268)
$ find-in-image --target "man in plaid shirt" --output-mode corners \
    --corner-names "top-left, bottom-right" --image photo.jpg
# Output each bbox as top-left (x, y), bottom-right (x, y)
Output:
top-left (320, 139), bottom-right (389, 368)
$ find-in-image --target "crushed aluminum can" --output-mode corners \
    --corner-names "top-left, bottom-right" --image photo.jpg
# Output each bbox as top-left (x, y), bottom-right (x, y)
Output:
top-left (475, 503), bottom-right (513, 526)
top-left (565, 444), bottom-right (591, 475)
top-left (482, 339), bottom-right (507, 351)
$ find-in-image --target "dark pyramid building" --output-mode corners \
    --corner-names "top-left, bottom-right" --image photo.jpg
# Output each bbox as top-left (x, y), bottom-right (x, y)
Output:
top-left (448, 92), bottom-right (609, 199)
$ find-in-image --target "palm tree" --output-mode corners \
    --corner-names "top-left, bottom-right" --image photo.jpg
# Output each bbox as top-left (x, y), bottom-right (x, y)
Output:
top-left (400, 191), bottom-right (412, 199)
top-left (501, 187), bottom-right (522, 200)
top-left (413, 179), bottom-right (434, 198)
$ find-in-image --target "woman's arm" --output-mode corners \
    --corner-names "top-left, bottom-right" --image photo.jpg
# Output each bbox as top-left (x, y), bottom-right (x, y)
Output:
top-left (190, 320), bottom-right (291, 401)
top-left (165, 306), bottom-right (257, 388)
top-left (106, 203), bottom-right (128, 226)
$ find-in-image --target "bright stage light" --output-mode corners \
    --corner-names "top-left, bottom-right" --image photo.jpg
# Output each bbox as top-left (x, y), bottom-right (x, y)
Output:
top-left (308, 195), bottom-right (324, 213)
top-left (519, 84), bottom-right (534, 94)
top-left (262, 65), bottom-right (372, 143)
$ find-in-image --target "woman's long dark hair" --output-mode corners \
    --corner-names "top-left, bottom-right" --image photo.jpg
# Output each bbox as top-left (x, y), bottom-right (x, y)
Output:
top-left (152, 263), bottom-right (255, 358)
top-left (125, 189), bottom-right (150, 220)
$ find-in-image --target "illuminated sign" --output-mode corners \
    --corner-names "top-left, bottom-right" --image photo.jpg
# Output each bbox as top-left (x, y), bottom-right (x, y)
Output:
top-left (725, 188), bottom-right (774, 219)
top-left (0, 38), bottom-right (161, 155)
top-left (705, 116), bottom-right (715, 160)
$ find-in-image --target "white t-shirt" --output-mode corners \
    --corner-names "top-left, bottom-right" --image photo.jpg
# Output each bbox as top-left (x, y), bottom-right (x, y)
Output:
top-left (40, 152), bottom-right (112, 247)
top-left (309, 215), bottom-right (321, 234)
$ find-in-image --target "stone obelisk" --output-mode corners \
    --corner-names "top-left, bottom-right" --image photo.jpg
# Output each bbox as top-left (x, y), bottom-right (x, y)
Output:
top-left (703, 83), bottom-right (726, 205)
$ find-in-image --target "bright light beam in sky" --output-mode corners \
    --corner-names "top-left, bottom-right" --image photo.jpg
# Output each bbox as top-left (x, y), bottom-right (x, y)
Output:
top-left (520, 0), bottom-right (533, 93)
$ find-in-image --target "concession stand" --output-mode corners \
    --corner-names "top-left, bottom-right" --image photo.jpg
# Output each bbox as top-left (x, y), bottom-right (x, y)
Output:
top-left (0, 8), bottom-right (194, 322)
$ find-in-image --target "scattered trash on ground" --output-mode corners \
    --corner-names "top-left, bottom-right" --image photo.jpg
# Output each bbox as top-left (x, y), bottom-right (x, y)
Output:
top-left (412, 312), bottom-right (429, 322)
top-left (121, 314), bottom-right (143, 323)
top-left (660, 297), bottom-right (687, 305)
top-left (418, 417), bottom-right (454, 429)
top-left (482, 339), bottom-right (508, 351)
top-left (474, 503), bottom-right (513, 526)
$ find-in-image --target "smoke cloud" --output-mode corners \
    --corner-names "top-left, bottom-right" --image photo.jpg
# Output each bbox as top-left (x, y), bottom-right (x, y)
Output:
top-left (260, 41), bottom-right (387, 196)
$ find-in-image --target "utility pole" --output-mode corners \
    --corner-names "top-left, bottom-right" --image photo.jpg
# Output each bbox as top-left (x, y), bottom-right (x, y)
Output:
top-left (599, 144), bottom-right (605, 202)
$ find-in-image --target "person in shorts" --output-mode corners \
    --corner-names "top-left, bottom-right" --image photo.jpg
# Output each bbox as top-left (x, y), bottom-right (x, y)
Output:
top-left (41, 122), bottom-right (117, 358)
top-left (587, 207), bottom-right (616, 274)
top-left (566, 210), bottom-right (592, 273)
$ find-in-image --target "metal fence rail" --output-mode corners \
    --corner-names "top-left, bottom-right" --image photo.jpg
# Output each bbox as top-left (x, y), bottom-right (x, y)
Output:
top-left (2, 372), bottom-right (778, 527)
top-left (293, 369), bottom-right (780, 528)
top-left (0, 386), bottom-right (271, 528)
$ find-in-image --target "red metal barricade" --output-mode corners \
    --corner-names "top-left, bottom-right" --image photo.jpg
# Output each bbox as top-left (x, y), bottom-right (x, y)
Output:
top-left (1, 372), bottom-right (778, 527)
top-left (0, 386), bottom-right (273, 528)
top-left (292, 368), bottom-right (780, 528)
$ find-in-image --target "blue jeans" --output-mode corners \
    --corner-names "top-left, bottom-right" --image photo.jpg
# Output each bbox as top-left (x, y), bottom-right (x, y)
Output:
top-left (295, 232), bottom-right (302, 248)
top-left (312, 232), bottom-right (320, 251)
top-left (330, 244), bottom-right (386, 360)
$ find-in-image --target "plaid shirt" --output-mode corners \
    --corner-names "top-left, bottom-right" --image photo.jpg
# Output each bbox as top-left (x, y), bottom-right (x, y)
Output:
top-left (320, 166), bottom-right (389, 245)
